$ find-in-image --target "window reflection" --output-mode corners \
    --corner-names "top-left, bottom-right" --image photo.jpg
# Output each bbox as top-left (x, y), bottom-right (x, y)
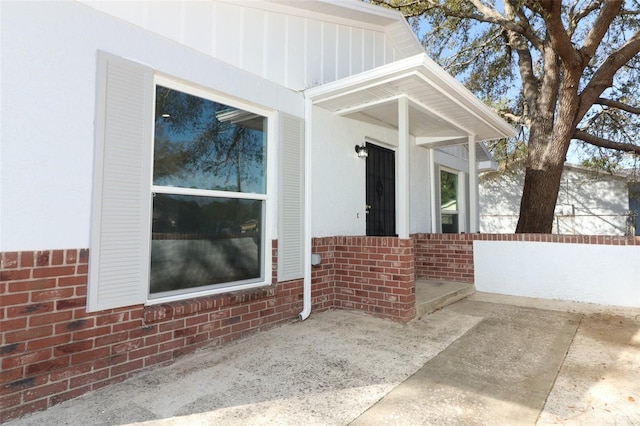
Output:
top-left (154, 86), bottom-right (266, 194)
top-left (150, 85), bottom-right (267, 297)
top-left (150, 194), bottom-right (263, 294)
top-left (440, 171), bottom-right (458, 211)
top-left (441, 170), bottom-right (459, 233)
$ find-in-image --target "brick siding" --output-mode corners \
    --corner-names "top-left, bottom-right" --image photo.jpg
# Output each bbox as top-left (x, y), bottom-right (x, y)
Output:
top-left (331, 237), bottom-right (415, 321)
top-left (6, 233), bottom-right (637, 420)
top-left (413, 233), bottom-right (640, 283)
top-left (1, 236), bottom-right (412, 421)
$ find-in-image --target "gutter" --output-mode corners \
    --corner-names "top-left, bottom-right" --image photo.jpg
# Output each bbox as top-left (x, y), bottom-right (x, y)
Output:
top-left (299, 97), bottom-right (313, 321)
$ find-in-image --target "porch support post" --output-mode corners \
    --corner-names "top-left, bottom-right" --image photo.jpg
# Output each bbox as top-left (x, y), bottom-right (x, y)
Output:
top-left (468, 134), bottom-right (478, 233)
top-left (429, 148), bottom-right (438, 233)
top-left (398, 96), bottom-right (410, 239)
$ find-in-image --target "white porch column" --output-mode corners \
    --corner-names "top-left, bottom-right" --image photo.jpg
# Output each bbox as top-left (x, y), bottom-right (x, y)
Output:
top-left (428, 148), bottom-right (438, 233)
top-left (468, 135), bottom-right (478, 233)
top-left (398, 96), bottom-right (410, 238)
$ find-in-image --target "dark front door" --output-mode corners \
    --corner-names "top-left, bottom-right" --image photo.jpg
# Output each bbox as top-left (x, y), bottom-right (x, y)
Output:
top-left (366, 143), bottom-right (396, 236)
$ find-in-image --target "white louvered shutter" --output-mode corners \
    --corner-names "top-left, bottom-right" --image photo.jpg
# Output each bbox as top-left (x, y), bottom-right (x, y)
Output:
top-left (87, 52), bottom-right (152, 312)
top-left (277, 113), bottom-right (305, 281)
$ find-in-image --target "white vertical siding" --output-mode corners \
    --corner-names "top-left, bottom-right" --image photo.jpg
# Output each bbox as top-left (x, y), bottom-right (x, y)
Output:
top-left (306, 19), bottom-right (323, 88)
top-left (374, 32), bottom-right (386, 67)
top-left (146, 1), bottom-right (181, 41)
top-left (243, 7), bottom-right (265, 77)
top-left (79, 1), bottom-right (406, 90)
top-left (363, 30), bottom-right (375, 70)
top-left (287, 16), bottom-right (305, 89)
top-left (182, 1), bottom-right (214, 54)
top-left (215, 1), bottom-right (240, 66)
top-left (351, 28), bottom-right (364, 75)
top-left (322, 22), bottom-right (338, 83)
top-left (265, 12), bottom-right (287, 84)
top-left (336, 26), bottom-right (352, 79)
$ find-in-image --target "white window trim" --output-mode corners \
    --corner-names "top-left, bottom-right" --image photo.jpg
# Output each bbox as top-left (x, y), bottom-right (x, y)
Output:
top-left (145, 75), bottom-right (276, 306)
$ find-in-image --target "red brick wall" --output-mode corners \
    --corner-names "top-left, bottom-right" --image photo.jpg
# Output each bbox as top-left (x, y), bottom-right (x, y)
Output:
top-left (331, 237), bottom-right (415, 322)
top-left (413, 234), bottom-right (475, 283)
top-left (412, 233), bottom-right (640, 283)
top-left (6, 233), bottom-right (638, 420)
top-left (0, 244), bottom-right (308, 421)
top-left (1, 236), bottom-right (415, 421)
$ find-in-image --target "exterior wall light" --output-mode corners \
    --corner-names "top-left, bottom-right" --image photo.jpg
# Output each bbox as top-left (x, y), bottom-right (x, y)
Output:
top-left (355, 144), bottom-right (368, 158)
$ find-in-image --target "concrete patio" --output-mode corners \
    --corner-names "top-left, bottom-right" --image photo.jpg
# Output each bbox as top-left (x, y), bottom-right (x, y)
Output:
top-left (6, 292), bottom-right (639, 425)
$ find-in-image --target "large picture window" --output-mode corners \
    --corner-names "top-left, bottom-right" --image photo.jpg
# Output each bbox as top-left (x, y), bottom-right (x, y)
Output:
top-left (150, 84), bottom-right (267, 298)
top-left (89, 53), bottom-right (302, 312)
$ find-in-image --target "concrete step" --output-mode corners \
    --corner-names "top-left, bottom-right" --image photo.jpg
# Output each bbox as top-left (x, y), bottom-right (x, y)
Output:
top-left (415, 280), bottom-right (476, 319)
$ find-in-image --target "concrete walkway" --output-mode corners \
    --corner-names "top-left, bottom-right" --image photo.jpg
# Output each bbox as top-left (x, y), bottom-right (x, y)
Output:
top-left (7, 293), bottom-right (640, 425)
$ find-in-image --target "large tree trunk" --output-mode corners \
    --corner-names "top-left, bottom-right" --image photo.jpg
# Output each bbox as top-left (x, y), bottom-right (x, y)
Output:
top-left (516, 71), bottom-right (579, 234)
top-left (516, 160), bottom-right (565, 233)
top-left (515, 117), bottom-right (568, 234)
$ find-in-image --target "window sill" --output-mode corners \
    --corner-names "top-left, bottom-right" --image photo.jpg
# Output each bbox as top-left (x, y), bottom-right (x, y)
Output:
top-left (142, 284), bottom-right (276, 324)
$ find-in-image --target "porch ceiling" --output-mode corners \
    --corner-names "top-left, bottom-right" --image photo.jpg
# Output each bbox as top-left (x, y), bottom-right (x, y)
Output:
top-left (304, 53), bottom-right (516, 145)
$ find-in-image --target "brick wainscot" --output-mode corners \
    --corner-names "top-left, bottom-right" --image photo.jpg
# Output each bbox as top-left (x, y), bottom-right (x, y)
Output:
top-left (1, 236), bottom-right (414, 421)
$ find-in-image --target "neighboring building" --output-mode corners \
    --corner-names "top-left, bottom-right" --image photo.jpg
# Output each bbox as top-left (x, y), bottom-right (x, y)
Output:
top-left (480, 163), bottom-right (639, 235)
top-left (0, 0), bottom-right (514, 419)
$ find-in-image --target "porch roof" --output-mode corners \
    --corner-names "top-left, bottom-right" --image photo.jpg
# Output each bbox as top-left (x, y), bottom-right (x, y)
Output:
top-left (304, 53), bottom-right (516, 148)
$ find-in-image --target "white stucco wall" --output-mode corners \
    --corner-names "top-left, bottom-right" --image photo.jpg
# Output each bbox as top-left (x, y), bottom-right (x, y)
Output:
top-left (480, 165), bottom-right (632, 235)
top-left (1, 2), bottom-right (469, 250)
top-left (311, 106), bottom-right (433, 237)
top-left (474, 241), bottom-right (640, 308)
top-left (0, 1), bottom-right (302, 251)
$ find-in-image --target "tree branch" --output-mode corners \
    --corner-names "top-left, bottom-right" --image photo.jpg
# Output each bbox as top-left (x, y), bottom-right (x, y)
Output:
top-left (595, 97), bottom-right (640, 114)
top-left (580, 1), bottom-right (623, 65)
top-left (569, 0), bottom-right (603, 35)
top-left (507, 30), bottom-right (540, 111)
top-left (401, 0), bottom-right (545, 48)
top-left (574, 130), bottom-right (640, 154)
top-left (577, 29), bottom-right (640, 122)
top-left (501, 112), bottom-right (529, 126)
top-left (505, 0), bottom-right (545, 50)
top-left (443, 29), bottom-right (503, 70)
top-left (539, 1), bottom-right (582, 68)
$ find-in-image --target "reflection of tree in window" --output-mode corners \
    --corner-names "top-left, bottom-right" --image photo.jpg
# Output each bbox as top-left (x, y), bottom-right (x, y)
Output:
top-left (153, 86), bottom-right (266, 194)
top-left (440, 170), bottom-right (459, 233)
top-left (440, 171), bottom-right (457, 210)
top-left (150, 86), bottom-right (267, 296)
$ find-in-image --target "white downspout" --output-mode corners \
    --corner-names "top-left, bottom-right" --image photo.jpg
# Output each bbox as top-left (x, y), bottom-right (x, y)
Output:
top-left (299, 97), bottom-right (313, 321)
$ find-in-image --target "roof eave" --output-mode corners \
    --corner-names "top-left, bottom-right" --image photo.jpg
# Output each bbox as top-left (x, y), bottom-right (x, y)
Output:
top-left (305, 53), bottom-right (516, 142)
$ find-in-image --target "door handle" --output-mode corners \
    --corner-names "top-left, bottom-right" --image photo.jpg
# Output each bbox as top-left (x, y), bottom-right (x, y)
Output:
top-left (366, 204), bottom-right (372, 213)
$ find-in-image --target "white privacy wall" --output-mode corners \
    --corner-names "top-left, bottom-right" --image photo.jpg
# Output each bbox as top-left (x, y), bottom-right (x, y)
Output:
top-left (0, 1), bottom-right (301, 251)
top-left (474, 241), bottom-right (640, 308)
